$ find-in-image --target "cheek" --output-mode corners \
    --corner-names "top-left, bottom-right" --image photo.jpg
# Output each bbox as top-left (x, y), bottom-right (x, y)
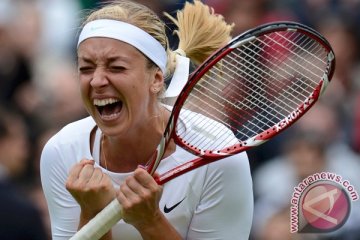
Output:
top-left (126, 74), bottom-right (150, 98)
top-left (127, 84), bottom-right (146, 110)
top-left (125, 85), bottom-right (153, 121)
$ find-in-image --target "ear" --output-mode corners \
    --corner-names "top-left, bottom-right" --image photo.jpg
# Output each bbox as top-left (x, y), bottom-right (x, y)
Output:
top-left (149, 68), bottom-right (164, 94)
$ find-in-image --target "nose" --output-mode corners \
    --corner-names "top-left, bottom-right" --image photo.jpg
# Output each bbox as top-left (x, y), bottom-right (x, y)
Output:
top-left (90, 67), bottom-right (109, 89)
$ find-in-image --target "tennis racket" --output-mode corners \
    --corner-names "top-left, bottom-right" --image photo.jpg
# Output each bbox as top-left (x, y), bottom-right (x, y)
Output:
top-left (70, 21), bottom-right (335, 239)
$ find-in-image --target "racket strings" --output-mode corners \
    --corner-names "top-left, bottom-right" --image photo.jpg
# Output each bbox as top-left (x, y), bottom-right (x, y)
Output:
top-left (177, 30), bottom-right (329, 151)
top-left (197, 64), bottom-right (279, 129)
top-left (182, 87), bottom-right (260, 140)
top-left (178, 64), bottom-right (275, 147)
top-left (224, 53), bottom-right (302, 115)
top-left (179, 56), bottom-right (316, 148)
top-left (177, 71), bottom-right (271, 150)
top-left (241, 39), bottom-right (319, 108)
top-left (191, 39), bottom-right (318, 138)
top-left (254, 32), bottom-right (327, 106)
top-left (272, 31), bottom-right (327, 71)
top-left (268, 31), bottom-right (325, 72)
top-left (252, 32), bottom-right (325, 89)
top-left (179, 97), bottom-right (243, 151)
top-left (259, 33), bottom-right (326, 83)
top-left (200, 31), bottom-right (326, 124)
top-left (201, 60), bottom-right (287, 142)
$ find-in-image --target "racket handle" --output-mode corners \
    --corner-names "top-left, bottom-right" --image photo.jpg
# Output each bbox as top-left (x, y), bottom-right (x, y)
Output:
top-left (70, 199), bottom-right (123, 240)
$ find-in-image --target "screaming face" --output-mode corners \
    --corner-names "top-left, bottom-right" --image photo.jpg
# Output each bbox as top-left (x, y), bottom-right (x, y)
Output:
top-left (77, 37), bottom-right (164, 137)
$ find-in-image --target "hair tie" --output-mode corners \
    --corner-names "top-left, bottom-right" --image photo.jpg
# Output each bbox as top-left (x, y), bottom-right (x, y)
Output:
top-left (174, 48), bottom-right (186, 57)
top-left (163, 54), bottom-right (190, 98)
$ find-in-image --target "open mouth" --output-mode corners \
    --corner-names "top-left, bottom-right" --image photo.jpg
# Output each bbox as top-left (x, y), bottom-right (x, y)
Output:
top-left (94, 98), bottom-right (123, 120)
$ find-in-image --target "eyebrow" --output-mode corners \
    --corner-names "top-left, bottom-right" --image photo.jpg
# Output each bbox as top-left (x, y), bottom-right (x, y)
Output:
top-left (78, 55), bottom-right (132, 64)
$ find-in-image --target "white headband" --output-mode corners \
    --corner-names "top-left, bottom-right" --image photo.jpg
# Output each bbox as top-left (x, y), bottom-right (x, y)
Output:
top-left (78, 19), bottom-right (167, 73)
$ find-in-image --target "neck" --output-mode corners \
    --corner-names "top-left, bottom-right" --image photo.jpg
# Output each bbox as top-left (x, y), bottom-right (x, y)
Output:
top-left (101, 107), bottom-right (169, 173)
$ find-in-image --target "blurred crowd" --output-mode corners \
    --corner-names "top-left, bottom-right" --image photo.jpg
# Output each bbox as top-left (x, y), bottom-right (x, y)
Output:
top-left (0, 0), bottom-right (359, 239)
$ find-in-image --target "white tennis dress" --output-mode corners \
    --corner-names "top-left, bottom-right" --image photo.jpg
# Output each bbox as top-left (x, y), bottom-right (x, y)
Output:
top-left (40, 116), bottom-right (253, 239)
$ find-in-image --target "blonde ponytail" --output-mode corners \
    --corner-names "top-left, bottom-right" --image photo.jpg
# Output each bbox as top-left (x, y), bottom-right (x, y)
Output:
top-left (165, 0), bottom-right (234, 66)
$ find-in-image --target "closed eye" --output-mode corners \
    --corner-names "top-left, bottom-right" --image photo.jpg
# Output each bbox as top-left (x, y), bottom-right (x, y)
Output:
top-left (109, 66), bottom-right (126, 73)
top-left (79, 66), bottom-right (95, 74)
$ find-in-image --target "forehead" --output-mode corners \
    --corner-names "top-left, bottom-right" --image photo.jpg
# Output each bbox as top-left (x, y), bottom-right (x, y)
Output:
top-left (77, 37), bottom-right (144, 61)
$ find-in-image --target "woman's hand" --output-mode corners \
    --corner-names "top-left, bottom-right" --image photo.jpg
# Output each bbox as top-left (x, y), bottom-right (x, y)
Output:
top-left (118, 167), bottom-right (163, 229)
top-left (118, 168), bottom-right (182, 239)
top-left (66, 159), bottom-right (116, 220)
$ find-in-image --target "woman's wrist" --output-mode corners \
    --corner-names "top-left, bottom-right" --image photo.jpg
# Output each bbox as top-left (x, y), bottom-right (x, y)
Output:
top-left (135, 211), bottom-right (182, 240)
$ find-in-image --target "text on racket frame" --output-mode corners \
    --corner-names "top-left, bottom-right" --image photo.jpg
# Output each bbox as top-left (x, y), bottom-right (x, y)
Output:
top-left (275, 96), bottom-right (315, 132)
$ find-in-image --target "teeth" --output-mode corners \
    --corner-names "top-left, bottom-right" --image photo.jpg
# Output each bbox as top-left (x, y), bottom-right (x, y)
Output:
top-left (93, 98), bottom-right (120, 106)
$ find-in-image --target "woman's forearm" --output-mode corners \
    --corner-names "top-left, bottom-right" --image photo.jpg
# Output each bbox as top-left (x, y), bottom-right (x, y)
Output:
top-left (135, 211), bottom-right (182, 240)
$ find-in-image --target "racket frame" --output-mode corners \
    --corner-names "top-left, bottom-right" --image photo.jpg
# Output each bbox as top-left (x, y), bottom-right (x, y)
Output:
top-left (155, 21), bottom-right (335, 183)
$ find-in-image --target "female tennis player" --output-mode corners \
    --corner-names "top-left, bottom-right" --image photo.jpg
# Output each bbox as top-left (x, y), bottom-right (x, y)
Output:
top-left (40, 1), bottom-right (253, 239)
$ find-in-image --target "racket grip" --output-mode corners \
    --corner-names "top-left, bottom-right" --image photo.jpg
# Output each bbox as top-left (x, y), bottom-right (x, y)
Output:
top-left (70, 199), bottom-right (123, 240)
